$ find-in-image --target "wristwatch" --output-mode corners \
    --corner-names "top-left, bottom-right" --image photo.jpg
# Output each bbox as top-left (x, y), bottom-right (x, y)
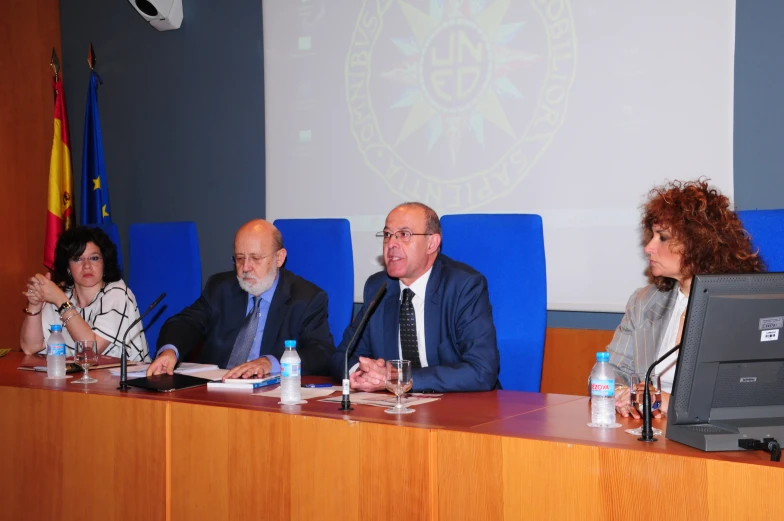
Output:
top-left (57, 301), bottom-right (74, 317)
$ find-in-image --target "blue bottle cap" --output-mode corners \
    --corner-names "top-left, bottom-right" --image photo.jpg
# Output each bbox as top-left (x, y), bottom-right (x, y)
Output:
top-left (284, 340), bottom-right (297, 348)
top-left (50, 324), bottom-right (63, 332)
top-left (596, 352), bottom-right (610, 362)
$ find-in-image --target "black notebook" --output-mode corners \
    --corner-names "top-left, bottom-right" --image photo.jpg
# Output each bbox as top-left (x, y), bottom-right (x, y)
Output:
top-left (124, 373), bottom-right (211, 392)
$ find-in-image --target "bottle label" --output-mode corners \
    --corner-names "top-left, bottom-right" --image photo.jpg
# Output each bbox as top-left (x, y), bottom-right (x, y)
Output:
top-left (49, 343), bottom-right (66, 357)
top-left (590, 378), bottom-right (614, 397)
top-left (281, 362), bottom-right (301, 378)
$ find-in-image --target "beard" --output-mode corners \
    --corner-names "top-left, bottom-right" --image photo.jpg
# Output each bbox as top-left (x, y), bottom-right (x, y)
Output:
top-left (237, 267), bottom-right (277, 296)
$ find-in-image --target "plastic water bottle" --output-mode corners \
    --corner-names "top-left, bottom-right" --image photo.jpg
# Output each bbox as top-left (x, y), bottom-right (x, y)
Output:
top-left (590, 352), bottom-right (616, 426)
top-left (280, 340), bottom-right (302, 404)
top-left (47, 324), bottom-right (67, 379)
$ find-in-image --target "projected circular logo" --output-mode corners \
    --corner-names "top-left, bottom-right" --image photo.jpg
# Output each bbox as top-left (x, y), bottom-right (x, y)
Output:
top-left (346, 0), bottom-right (576, 210)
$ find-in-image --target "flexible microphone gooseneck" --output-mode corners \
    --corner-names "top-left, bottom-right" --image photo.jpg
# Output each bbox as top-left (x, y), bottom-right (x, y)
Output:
top-left (639, 343), bottom-right (680, 442)
top-left (340, 282), bottom-right (387, 412)
top-left (118, 292), bottom-right (166, 391)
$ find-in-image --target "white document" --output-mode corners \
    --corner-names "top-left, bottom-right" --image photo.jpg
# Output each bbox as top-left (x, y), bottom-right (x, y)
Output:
top-left (320, 392), bottom-right (441, 408)
top-left (109, 362), bottom-right (221, 378)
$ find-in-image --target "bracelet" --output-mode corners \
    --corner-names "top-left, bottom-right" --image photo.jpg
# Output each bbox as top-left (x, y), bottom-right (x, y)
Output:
top-left (61, 309), bottom-right (78, 326)
top-left (23, 307), bottom-right (42, 316)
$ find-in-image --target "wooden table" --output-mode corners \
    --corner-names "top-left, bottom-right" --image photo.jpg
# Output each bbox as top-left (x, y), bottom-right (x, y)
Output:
top-left (1, 352), bottom-right (781, 521)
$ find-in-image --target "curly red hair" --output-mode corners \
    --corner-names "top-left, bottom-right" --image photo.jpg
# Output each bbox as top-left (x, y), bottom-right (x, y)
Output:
top-left (642, 179), bottom-right (764, 291)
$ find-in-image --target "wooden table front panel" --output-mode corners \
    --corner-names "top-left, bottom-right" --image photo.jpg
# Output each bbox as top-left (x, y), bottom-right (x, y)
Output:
top-left (170, 403), bottom-right (433, 521)
top-left (0, 386), bottom-right (167, 521)
top-left (436, 430), bottom-right (784, 521)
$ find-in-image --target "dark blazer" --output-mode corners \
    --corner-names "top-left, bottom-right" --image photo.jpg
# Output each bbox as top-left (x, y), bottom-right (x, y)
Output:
top-left (331, 254), bottom-right (500, 392)
top-left (157, 269), bottom-right (334, 375)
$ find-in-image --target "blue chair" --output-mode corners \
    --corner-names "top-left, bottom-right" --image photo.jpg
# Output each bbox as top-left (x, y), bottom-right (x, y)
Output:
top-left (273, 218), bottom-right (354, 342)
top-left (87, 222), bottom-right (123, 272)
top-left (128, 222), bottom-right (202, 358)
top-left (738, 210), bottom-right (784, 272)
top-left (440, 214), bottom-right (547, 392)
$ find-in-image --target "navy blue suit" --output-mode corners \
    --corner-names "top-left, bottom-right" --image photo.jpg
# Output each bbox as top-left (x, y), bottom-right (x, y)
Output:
top-left (331, 254), bottom-right (500, 392)
top-left (157, 269), bottom-right (333, 375)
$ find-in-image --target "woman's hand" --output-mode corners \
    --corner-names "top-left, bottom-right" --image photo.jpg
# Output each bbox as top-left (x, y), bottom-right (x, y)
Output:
top-left (32, 273), bottom-right (68, 307)
top-left (659, 391), bottom-right (670, 416)
top-left (23, 276), bottom-right (46, 310)
top-left (615, 385), bottom-right (669, 419)
top-left (614, 385), bottom-right (641, 419)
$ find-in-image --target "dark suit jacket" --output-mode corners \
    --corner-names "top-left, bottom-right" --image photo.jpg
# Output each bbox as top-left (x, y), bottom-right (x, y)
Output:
top-left (157, 269), bottom-right (334, 375)
top-left (331, 254), bottom-right (500, 392)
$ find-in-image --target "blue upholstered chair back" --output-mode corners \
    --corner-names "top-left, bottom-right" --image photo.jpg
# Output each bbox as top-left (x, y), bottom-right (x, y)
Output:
top-left (273, 218), bottom-right (354, 342)
top-left (440, 214), bottom-right (547, 392)
top-left (738, 209), bottom-right (784, 271)
top-left (128, 222), bottom-right (202, 358)
top-left (87, 222), bottom-right (123, 273)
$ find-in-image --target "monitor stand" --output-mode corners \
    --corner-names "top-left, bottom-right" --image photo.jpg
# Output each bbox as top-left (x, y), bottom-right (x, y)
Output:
top-left (667, 418), bottom-right (784, 451)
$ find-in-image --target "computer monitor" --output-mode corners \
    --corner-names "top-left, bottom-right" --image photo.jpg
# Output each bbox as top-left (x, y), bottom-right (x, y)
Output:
top-left (666, 273), bottom-right (784, 451)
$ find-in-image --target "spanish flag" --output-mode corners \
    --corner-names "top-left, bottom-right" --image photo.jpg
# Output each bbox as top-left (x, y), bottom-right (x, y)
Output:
top-left (44, 78), bottom-right (74, 270)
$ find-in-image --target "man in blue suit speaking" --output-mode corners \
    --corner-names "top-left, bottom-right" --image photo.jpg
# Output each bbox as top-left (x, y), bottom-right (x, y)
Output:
top-left (332, 202), bottom-right (500, 392)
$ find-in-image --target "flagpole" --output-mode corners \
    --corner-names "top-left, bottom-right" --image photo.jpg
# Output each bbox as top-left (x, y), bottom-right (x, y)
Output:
top-left (50, 48), bottom-right (59, 103)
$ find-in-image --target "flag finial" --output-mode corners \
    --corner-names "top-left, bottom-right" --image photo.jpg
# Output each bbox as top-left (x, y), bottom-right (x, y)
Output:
top-left (50, 48), bottom-right (60, 81)
top-left (88, 43), bottom-right (96, 70)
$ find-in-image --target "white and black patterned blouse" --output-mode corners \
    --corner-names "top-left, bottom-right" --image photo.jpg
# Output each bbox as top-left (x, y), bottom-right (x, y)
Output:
top-left (40, 280), bottom-right (150, 362)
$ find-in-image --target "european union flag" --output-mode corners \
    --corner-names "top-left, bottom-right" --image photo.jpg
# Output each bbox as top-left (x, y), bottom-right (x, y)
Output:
top-left (80, 71), bottom-right (111, 224)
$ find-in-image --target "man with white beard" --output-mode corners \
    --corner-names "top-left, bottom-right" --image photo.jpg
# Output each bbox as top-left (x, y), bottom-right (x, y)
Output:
top-left (147, 219), bottom-right (334, 377)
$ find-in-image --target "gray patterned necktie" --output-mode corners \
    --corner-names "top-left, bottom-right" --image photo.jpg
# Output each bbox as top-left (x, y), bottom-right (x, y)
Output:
top-left (227, 296), bottom-right (261, 369)
top-left (400, 288), bottom-right (421, 368)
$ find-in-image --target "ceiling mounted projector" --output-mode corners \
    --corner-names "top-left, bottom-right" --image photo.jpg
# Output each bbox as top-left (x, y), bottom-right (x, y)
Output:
top-left (128, 0), bottom-right (183, 31)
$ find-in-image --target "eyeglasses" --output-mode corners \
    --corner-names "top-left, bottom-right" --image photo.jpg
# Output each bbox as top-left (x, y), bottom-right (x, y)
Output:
top-left (232, 250), bottom-right (279, 266)
top-left (376, 231), bottom-right (433, 243)
top-left (71, 255), bottom-right (103, 265)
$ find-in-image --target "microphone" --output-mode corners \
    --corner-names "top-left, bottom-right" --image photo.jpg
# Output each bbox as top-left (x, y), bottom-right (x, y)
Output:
top-left (638, 343), bottom-right (680, 442)
top-left (339, 282), bottom-right (387, 411)
top-left (118, 292), bottom-right (166, 391)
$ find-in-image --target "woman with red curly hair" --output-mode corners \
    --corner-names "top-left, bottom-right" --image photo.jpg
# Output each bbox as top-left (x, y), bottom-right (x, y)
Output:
top-left (608, 179), bottom-right (764, 419)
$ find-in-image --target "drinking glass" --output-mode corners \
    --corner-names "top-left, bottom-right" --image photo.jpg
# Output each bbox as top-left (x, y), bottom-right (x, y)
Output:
top-left (384, 360), bottom-right (415, 414)
top-left (627, 372), bottom-right (662, 436)
top-left (72, 340), bottom-right (98, 384)
top-left (630, 373), bottom-right (661, 414)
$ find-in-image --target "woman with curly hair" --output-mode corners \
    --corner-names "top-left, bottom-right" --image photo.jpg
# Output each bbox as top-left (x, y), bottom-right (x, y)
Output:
top-left (608, 179), bottom-right (763, 418)
top-left (20, 226), bottom-right (150, 362)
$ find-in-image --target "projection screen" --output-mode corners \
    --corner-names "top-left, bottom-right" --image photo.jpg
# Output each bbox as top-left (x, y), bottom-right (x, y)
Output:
top-left (263, 0), bottom-right (735, 311)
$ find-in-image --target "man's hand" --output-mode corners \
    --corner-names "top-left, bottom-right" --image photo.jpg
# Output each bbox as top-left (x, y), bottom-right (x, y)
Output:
top-left (147, 350), bottom-right (177, 377)
top-left (349, 357), bottom-right (386, 391)
top-left (224, 357), bottom-right (273, 380)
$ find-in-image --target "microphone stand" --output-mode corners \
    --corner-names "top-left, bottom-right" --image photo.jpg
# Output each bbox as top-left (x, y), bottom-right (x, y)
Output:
top-left (340, 282), bottom-right (387, 411)
top-left (639, 343), bottom-right (680, 442)
top-left (118, 292), bottom-right (166, 391)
